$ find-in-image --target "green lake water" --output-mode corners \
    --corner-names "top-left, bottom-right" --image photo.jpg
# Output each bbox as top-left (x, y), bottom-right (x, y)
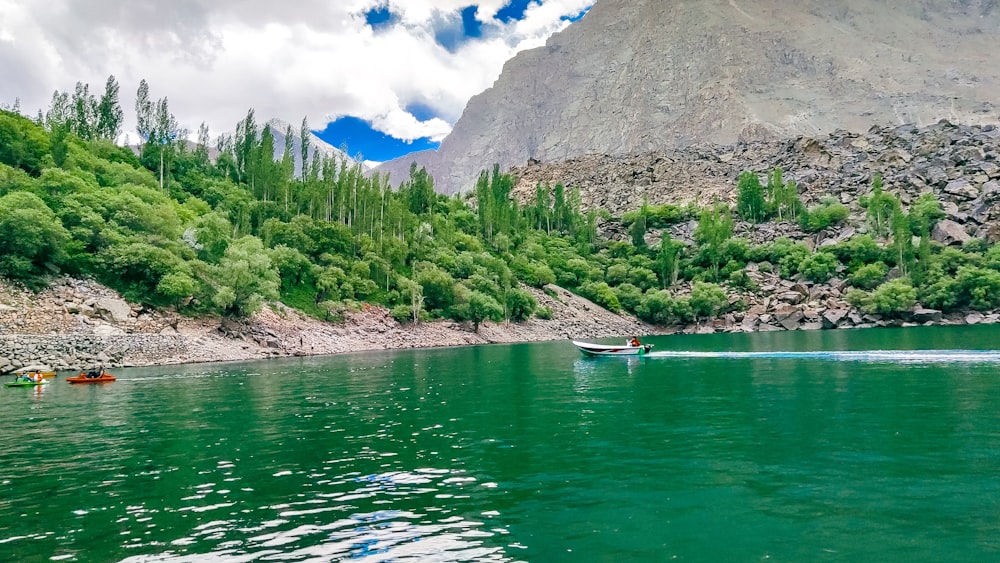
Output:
top-left (2, 325), bottom-right (1000, 562)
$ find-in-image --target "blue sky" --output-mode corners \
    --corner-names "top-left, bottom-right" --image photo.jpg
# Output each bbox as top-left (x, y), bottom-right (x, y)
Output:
top-left (315, 1), bottom-right (591, 163)
top-left (1, 0), bottom-right (592, 164)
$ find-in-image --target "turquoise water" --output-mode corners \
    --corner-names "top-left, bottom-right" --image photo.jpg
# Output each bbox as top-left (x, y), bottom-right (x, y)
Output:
top-left (1, 325), bottom-right (999, 562)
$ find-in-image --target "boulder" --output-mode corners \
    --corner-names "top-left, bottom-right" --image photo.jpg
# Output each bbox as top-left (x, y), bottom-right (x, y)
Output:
top-left (965, 312), bottom-right (985, 325)
top-left (822, 309), bottom-right (848, 328)
top-left (931, 220), bottom-right (972, 246)
top-left (93, 324), bottom-right (125, 336)
top-left (943, 178), bottom-right (979, 200)
top-left (95, 297), bottom-right (132, 323)
top-left (911, 308), bottom-right (942, 323)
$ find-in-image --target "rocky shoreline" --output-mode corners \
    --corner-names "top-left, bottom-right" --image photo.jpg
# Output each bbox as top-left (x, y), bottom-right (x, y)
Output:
top-left (1, 274), bottom-right (996, 374)
top-left (0, 277), bottom-right (654, 373)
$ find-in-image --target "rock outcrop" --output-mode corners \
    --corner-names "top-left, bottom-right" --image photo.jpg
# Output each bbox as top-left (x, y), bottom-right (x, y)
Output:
top-left (509, 121), bottom-right (1000, 244)
top-left (378, 0), bottom-right (1000, 195)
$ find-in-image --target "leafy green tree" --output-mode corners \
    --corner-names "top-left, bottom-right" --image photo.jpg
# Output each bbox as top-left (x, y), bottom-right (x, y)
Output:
top-left (96, 75), bottom-right (124, 141)
top-left (579, 281), bottom-right (621, 312)
top-left (627, 199), bottom-right (650, 247)
top-left (415, 264), bottom-right (456, 314)
top-left (0, 191), bottom-right (69, 280)
top-left (0, 110), bottom-right (50, 176)
top-left (466, 291), bottom-right (504, 331)
top-left (767, 167), bottom-right (801, 221)
top-left (909, 193), bottom-right (944, 236)
top-left (156, 270), bottom-right (197, 307)
top-left (211, 236), bottom-right (280, 317)
top-left (268, 245), bottom-right (313, 289)
top-left (891, 207), bottom-right (914, 276)
top-left (614, 283), bottom-right (643, 312)
top-left (694, 203), bottom-right (734, 280)
top-left (135, 79), bottom-right (153, 141)
top-left (860, 174), bottom-right (898, 238)
top-left (736, 171), bottom-right (767, 223)
top-left (505, 287), bottom-right (537, 321)
top-left (955, 267), bottom-right (1000, 310)
top-left (656, 234), bottom-right (684, 288)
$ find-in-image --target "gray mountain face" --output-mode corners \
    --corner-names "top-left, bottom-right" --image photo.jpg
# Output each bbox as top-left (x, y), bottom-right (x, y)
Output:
top-left (378, 0), bottom-right (1000, 194)
top-left (265, 118), bottom-right (361, 177)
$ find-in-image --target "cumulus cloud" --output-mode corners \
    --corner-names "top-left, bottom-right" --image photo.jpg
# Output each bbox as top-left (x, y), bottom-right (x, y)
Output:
top-left (0, 0), bottom-right (592, 143)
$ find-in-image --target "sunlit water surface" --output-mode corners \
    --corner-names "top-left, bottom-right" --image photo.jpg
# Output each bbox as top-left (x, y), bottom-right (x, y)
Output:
top-left (2, 325), bottom-right (1000, 562)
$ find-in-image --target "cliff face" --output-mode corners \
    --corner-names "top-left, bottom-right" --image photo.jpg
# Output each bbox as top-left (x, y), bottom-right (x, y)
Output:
top-left (378, 0), bottom-right (1000, 194)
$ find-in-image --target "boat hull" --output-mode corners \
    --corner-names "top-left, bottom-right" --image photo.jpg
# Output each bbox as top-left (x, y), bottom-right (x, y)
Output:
top-left (572, 340), bottom-right (652, 356)
top-left (66, 374), bottom-right (116, 384)
top-left (4, 380), bottom-right (49, 387)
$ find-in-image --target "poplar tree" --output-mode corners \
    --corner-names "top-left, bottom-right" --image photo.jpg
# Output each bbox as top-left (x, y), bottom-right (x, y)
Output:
top-left (135, 79), bottom-right (153, 141)
top-left (96, 75), bottom-right (124, 141)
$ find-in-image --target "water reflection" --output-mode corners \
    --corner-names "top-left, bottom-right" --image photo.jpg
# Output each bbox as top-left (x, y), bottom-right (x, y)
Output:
top-left (115, 466), bottom-right (516, 562)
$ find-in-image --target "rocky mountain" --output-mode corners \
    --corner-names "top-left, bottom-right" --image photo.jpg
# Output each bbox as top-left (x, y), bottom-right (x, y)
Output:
top-left (507, 120), bottom-right (1000, 245)
top-left (378, 0), bottom-right (1000, 194)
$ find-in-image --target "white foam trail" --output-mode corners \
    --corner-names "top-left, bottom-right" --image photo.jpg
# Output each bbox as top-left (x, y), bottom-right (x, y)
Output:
top-left (645, 350), bottom-right (1000, 363)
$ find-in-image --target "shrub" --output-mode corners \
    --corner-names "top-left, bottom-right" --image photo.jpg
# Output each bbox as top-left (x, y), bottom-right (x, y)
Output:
top-left (800, 197), bottom-right (849, 232)
top-left (868, 279), bottom-right (917, 316)
top-left (798, 252), bottom-right (839, 283)
top-left (955, 267), bottom-right (1000, 310)
top-left (391, 305), bottom-right (414, 324)
top-left (828, 234), bottom-right (885, 267)
top-left (635, 290), bottom-right (674, 324)
top-left (614, 283), bottom-right (643, 312)
top-left (849, 262), bottom-right (889, 290)
top-left (917, 275), bottom-right (959, 311)
top-left (579, 281), bottom-right (621, 312)
top-left (690, 281), bottom-right (727, 320)
top-left (506, 288), bottom-right (537, 321)
top-left (535, 306), bottom-right (553, 320)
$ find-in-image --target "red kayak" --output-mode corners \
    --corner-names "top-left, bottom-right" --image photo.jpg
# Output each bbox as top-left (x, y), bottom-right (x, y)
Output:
top-left (67, 372), bottom-right (116, 384)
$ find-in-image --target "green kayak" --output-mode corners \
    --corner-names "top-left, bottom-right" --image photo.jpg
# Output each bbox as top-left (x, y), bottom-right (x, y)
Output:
top-left (4, 376), bottom-right (49, 387)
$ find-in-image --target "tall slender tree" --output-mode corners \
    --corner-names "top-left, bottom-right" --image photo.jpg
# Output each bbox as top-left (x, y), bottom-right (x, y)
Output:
top-left (135, 79), bottom-right (153, 141)
top-left (96, 75), bottom-right (124, 141)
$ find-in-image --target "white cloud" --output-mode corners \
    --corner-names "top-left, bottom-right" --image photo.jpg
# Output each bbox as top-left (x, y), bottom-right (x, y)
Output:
top-left (0, 0), bottom-right (592, 143)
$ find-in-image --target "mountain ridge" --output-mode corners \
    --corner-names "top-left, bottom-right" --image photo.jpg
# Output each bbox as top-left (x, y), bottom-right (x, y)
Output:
top-left (378, 0), bottom-right (1000, 194)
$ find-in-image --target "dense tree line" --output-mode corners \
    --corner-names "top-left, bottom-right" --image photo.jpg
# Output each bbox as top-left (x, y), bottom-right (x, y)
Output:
top-left (2, 78), bottom-right (999, 331)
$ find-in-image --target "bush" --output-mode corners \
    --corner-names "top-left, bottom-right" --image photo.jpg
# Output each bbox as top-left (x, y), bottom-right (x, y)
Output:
top-left (799, 198), bottom-right (849, 232)
top-left (727, 269), bottom-right (758, 291)
top-left (917, 275), bottom-right (959, 311)
top-left (391, 304), bottom-right (414, 324)
top-left (690, 281), bottom-right (727, 320)
top-left (828, 234), bottom-right (885, 267)
top-left (579, 281), bottom-right (621, 312)
top-left (867, 279), bottom-right (917, 316)
top-left (955, 266), bottom-right (1000, 310)
top-left (798, 252), bottom-right (839, 283)
top-left (635, 290), bottom-right (674, 324)
top-left (614, 283), bottom-right (643, 312)
top-left (849, 262), bottom-right (888, 290)
top-left (535, 306), bottom-right (553, 320)
top-left (506, 288), bottom-right (537, 321)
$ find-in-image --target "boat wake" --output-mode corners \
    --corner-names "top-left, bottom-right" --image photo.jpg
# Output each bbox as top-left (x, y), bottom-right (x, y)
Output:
top-left (644, 350), bottom-right (1000, 363)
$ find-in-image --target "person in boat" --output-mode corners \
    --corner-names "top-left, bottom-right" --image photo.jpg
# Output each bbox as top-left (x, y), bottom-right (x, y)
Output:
top-left (629, 336), bottom-right (641, 347)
